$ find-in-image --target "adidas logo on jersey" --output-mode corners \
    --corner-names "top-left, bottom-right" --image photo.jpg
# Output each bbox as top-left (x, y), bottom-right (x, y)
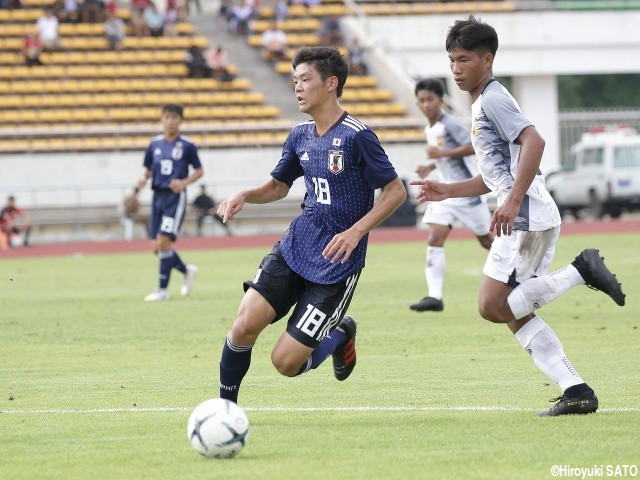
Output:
top-left (300, 151), bottom-right (310, 161)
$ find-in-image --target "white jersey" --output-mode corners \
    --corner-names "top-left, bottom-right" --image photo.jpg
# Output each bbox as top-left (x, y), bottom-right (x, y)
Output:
top-left (425, 113), bottom-right (482, 208)
top-left (471, 80), bottom-right (560, 231)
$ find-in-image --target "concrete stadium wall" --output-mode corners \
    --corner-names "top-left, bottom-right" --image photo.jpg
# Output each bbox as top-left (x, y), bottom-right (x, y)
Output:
top-left (0, 143), bottom-right (426, 209)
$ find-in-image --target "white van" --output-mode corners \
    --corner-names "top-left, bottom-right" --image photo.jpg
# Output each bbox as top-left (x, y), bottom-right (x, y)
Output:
top-left (546, 126), bottom-right (640, 218)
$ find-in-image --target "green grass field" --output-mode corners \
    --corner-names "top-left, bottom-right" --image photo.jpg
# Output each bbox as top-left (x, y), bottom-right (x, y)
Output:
top-left (1, 233), bottom-right (639, 479)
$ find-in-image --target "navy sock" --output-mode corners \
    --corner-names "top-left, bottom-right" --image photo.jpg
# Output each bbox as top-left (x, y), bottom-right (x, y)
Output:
top-left (219, 334), bottom-right (253, 403)
top-left (296, 328), bottom-right (347, 376)
top-left (171, 249), bottom-right (187, 274)
top-left (158, 250), bottom-right (173, 289)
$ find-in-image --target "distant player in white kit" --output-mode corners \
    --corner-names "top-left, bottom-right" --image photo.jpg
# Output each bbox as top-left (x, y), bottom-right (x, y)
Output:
top-left (410, 78), bottom-right (493, 313)
top-left (411, 16), bottom-right (625, 416)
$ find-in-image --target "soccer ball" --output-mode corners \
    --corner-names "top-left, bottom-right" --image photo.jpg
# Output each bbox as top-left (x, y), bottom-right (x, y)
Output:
top-left (187, 398), bottom-right (250, 458)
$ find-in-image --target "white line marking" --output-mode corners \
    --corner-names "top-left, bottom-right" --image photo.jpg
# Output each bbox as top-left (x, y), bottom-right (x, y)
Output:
top-left (1, 406), bottom-right (639, 414)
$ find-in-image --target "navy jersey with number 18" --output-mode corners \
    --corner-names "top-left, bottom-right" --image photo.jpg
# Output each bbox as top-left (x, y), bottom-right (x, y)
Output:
top-left (143, 134), bottom-right (202, 190)
top-left (271, 112), bottom-right (398, 284)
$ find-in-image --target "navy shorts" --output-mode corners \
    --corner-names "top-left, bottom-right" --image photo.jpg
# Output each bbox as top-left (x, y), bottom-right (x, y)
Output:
top-left (243, 243), bottom-right (361, 348)
top-left (149, 190), bottom-right (187, 241)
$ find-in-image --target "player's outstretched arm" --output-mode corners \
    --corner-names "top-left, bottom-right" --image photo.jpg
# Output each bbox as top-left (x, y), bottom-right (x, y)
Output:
top-left (217, 177), bottom-right (290, 223)
top-left (490, 126), bottom-right (544, 237)
top-left (410, 174), bottom-right (489, 204)
top-left (323, 177), bottom-right (407, 264)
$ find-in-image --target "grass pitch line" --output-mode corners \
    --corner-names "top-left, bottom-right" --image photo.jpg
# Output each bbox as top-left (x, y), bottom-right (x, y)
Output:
top-left (2, 406), bottom-right (639, 414)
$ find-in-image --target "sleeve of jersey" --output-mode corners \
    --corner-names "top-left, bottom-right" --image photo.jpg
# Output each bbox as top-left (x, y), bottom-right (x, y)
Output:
top-left (354, 129), bottom-right (398, 189)
top-left (188, 143), bottom-right (203, 169)
top-left (446, 116), bottom-right (472, 147)
top-left (270, 133), bottom-right (303, 187)
top-left (143, 144), bottom-right (153, 169)
top-left (482, 93), bottom-right (533, 143)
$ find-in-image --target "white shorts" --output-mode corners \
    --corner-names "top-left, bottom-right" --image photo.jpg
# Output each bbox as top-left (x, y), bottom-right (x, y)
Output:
top-left (483, 226), bottom-right (560, 286)
top-left (422, 201), bottom-right (491, 236)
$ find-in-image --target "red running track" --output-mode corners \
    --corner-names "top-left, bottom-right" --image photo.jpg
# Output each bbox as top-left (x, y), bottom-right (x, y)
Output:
top-left (2, 219), bottom-right (639, 259)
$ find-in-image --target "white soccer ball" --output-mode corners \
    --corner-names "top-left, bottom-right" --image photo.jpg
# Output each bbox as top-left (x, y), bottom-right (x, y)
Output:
top-left (187, 398), bottom-right (250, 458)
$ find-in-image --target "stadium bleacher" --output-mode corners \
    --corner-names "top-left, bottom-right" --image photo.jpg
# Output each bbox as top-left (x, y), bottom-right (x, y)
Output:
top-left (247, 3), bottom-right (427, 144)
top-left (1, 0), bottom-right (467, 154)
top-left (0, 2), bottom-right (295, 152)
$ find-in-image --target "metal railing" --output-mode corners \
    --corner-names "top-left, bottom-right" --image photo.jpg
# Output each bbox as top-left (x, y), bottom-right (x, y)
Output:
top-left (559, 108), bottom-right (640, 166)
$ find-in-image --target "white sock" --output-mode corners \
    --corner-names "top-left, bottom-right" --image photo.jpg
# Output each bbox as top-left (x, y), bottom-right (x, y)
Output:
top-left (515, 316), bottom-right (584, 391)
top-left (425, 246), bottom-right (445, 300)
top-left (507, 265), bottom-right (584, 320)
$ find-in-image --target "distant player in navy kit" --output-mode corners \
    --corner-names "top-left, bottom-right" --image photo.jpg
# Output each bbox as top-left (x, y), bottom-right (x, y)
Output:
top-left (216, 46), bottom-right (407, 403)
top-left (137, 104), bottom-right (203, 302)
top-left (412, 17), bottom-right (625, 415)
top-left (410, 78), bottom-right (493, 313)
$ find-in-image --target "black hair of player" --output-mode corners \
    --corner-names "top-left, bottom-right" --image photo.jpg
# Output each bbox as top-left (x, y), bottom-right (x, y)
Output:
top-left (415, 78), bottom-right (445, 99)
top-left (291, 46), bottom-right (349, 98)
top-left (162, 103), bottom-right (184, 118)
top-left (446, 15), bottom-right (498, 57)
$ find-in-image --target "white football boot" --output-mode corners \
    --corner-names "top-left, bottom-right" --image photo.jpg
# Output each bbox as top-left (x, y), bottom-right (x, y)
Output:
top-left (144, 289), bottom-right (170, 302)
top-left (181, 264), bottom-right (198, 297)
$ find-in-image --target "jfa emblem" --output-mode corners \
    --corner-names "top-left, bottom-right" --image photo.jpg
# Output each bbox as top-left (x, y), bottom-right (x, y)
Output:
top-left (332, 137), bottom-right (341, 147)
top-left (171, 141), bottom-right (183, 160)
top-left (328, 150), bottom-right (344, 175)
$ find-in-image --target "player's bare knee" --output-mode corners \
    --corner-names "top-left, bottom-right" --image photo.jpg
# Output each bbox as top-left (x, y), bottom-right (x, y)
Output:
top-left (271, 352), bottom-right (299, 377)
top-left (229, 316), bottom-right (257, 346)
top-left (478, 301), bottom-right (507, 323)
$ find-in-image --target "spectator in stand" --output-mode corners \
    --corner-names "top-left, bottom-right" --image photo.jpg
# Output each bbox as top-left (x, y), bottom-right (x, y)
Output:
top-left (321, 15), bottom-right (342, 46)
top-left (219, 0), bottom-right (232, 19)
top-left (61, 0), bottom-right (79, 23)
top-left (0, 0), bottom-right (22, 9)
top-left (261, 22), bottom-right (287, 62)
top-left (105, 0), bottom-right (116, 15)
top-left (174, 0), bottom-right (189, 19)
top-left (348, 37), bottom-right (367, 75)
top-left (1, 195), bottom-right (32, 247)
top-left (130, 0), bottom-right (149, 35)
top-left (185, 45), bottom-right (210, 78)
top-left (23, 30), bottom-right (43, 66)
top-left (104, 10), bottom-right (126, 49)
top-left (163, 6), bottom-right (178, 36)
top-left (193, 185), bottom-right (231, 236)
top-left (37, 9), bottom-right (62, 50)
top-left (80, 0), bottom-right (105, 23)
top-left (274, 0), bottom-right (288, 21)
top-left (144, 2), bottom-right (164, 37)
top-left (206, 45), bottom-right (234, 81)
top-left (229, 1), bottom-right (253, 35)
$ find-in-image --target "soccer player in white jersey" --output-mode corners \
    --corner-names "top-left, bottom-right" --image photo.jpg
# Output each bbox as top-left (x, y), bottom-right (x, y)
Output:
top-left (216, 47), bottom-right (406, 404)
top-left (411, 17), bottom-right (625, 416)
top-left (410, 78), bottom-right (493, 313)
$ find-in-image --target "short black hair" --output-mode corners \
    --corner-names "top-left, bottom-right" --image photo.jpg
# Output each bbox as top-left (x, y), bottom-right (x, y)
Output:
top-left (446, 15), bottom-right (498, 57)
top-left (8, 195), bottom-right (15, 201)
top-left (162, 103), bottom-right (184, 118)
top-left (415, 78), bottom-right (445, 99)
top-left (291, 46), bottom-right (349, 98)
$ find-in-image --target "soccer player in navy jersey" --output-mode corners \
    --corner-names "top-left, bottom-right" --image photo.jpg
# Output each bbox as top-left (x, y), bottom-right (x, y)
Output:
top-left (216, 46), bottom-right (407, 403)
top-left (411, 17), bottom-right (625, 416)
top-left (137, 104), bottom-right (203, 302)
